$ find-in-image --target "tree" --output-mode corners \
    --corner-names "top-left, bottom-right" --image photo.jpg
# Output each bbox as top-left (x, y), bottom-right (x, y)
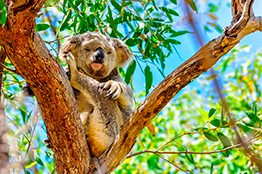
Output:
top-left (0, 0), bottom-right (262, 173)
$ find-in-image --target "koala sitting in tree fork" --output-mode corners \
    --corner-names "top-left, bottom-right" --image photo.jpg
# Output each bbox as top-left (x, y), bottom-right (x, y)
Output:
top-left (59, 32), bottom-right (134, 157)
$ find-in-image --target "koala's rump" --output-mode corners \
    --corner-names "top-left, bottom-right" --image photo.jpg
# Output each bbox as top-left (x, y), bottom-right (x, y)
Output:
top-left (75, 90), bottom-right (124, 156)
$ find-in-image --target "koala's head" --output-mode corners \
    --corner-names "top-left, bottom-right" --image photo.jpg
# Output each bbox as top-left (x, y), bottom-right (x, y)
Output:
top-left (59, 32), bottom-right (132, 79)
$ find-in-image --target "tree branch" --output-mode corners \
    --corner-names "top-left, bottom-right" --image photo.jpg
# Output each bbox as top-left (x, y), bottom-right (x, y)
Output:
top-left (99, 3), bottom-right (262, 173)
top-left (0, 1), bottom-right (91, 173)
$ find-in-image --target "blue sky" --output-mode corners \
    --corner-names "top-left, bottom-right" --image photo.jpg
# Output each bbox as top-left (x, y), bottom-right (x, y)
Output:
top-left (132, 0), bottom-right (262, 96)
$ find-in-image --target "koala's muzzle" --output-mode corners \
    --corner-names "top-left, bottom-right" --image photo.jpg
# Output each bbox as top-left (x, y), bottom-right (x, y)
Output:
top-left (94, 47), bottom-right (105, 63)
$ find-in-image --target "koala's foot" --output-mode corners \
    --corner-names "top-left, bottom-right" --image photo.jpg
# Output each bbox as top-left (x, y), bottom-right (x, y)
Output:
top-left (92, 157), bottom-right (103, 174)
top-left (43, 139), bottom-right (53, 148)
top-left (98, 80), bottom-right (122, 100)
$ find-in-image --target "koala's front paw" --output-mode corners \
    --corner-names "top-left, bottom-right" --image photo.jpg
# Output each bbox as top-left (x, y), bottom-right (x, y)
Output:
top-left (65, 52), bottom-right (77, 73)
top-left (99, 80), bottom-right (122, 100)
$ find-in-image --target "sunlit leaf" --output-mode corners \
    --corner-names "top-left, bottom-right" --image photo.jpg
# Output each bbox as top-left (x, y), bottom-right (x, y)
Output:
top-left (207, 22), bottom-right (222, 33)
top-left (217, 132), bottom-right (231, 147)
top-left (58, 10), bottom-right (72, 33)
top-left (25, 161), bottom-right (37, 168)
top-left (184, 0), bottom-right (198, 13)
top-left (204, 132), bottom-right (219, 142)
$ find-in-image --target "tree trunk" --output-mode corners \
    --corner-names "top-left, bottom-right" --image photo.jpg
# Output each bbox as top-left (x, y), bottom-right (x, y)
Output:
top-left (0, 1), bottom-right (91, 173)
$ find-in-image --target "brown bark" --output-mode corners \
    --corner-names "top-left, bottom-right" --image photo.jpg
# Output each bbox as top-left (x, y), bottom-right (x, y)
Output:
top-left (0, 0), bottom-right (261, 173)
top-left (0, 1), bottom-right (90, 173)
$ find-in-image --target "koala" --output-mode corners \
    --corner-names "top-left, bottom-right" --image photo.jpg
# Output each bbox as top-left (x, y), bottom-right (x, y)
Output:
top-left (59, 32), bottom-right (133, 157)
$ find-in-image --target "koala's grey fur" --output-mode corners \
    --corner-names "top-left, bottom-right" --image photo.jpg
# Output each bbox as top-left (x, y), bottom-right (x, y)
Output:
top-left (59, 32), bottom-right (133, 157)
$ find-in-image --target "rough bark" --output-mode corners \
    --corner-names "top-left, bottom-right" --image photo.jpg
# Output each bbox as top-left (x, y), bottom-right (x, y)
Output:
top-left (0, 0), bottom-right (90, 173)
top-left (0, 0), bottom-right (261, 173)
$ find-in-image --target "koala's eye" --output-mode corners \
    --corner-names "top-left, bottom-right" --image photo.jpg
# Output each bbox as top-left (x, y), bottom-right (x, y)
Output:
top-left (85, 48), bottom-right (91, 51)
top-left (107, 52), bottom-right (112, 54)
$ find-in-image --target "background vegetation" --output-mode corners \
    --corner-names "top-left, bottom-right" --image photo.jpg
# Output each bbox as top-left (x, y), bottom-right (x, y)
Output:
top-left (0, 0), bottom-right (261, 173)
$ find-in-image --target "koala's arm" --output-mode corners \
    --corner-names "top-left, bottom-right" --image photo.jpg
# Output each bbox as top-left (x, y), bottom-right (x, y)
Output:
top-left (113, 78), bottom-right (133, 108)
top-left (65, 53), bottom-right (100, 100)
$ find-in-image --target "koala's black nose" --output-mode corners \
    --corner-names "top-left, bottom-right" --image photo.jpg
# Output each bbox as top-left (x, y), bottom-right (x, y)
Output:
top-left (94, 47), bottom-right (105, 63)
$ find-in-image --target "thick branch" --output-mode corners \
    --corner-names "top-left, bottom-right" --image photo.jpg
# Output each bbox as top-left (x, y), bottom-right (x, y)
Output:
top-left (0, 1), bottom-right (91, 173)
top-left (99, 14), bottom-right (262, 174)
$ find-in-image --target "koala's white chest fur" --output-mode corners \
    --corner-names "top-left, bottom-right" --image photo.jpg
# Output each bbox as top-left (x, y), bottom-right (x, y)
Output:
top-left (60, 32), bottom-right (134, 157)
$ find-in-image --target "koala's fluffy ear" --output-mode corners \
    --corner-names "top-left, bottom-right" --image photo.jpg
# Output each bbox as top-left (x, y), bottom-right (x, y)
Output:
top-left (59, 35), bottom-right (81, 64)
top-left (110, 38), bottom-right (133, 67)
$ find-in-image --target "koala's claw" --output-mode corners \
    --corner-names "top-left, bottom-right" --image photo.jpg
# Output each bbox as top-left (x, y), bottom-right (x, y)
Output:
top-left (99, 80), bottom-right (122, 100)
top-left (65, 52), bottom-right (77, 72)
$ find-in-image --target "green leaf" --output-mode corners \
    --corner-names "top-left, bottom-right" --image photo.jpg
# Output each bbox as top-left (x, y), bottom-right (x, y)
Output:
top-left (145, 66), bottom-right (153, 95)
top-left (25, 161), bottom-right (37, 168)
top-left (210, 119), bottom-right (228, 127)
top-left (0, 0), bottom-right (7, 27)
top-left (210, 162), bottom-right (213, 174)
top-left (217, 132), bottom-right (231, 147)
top-left (58, 10), bottom-right (72, 33)
top-left (246, 111), bottom-right (260, 124)
top-left (207, 22), bottom-right (222, 33)
top-left (185, 152), bottom-right (194, 164)
top-left (184, 0), bottom-right (198, 13)
top-left (125, 60), bottom-right (136, 84)
top-left (36, 24), bottom-right (50, 32)
top-left (111, 0), bottom-right (122, 11)
top-left (165, 39), bottom-right (181, 45)
top-left (36, 157), bottom-right (45, 167)
top-left (170, 30), bottom-right (189, 37)
top-left (222, 149), bottom-right (231, 157)
top-left (19, 107), bottom-right (27, 123)
top-left (159, 7), bottom-right (179, 16)
top-left (208, 108), bottom-right (216, 118)
top-left (126, 38), bottom-right (141, 47)
top-left (171, 0), bottom-right (177, 4)
top-left (203, 132), bottom-right (219, 142)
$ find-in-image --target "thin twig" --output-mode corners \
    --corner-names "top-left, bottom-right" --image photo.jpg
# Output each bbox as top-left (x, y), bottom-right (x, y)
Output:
top-left (5, 115), bottom-right (30, 143)
top-left (0, 62), bottom-right (19, 75)
top-left (128, 143), bottom-right (243, 158)
top-left (154, 153), bottom-right (191, 174)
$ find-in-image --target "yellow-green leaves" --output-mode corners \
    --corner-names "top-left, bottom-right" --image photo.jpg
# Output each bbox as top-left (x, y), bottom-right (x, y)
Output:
top-left (184, 0), bottom-right (198, 13)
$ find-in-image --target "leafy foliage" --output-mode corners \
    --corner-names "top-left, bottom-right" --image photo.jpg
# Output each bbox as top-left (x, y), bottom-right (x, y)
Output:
top-left (114, 46), bottom-right (262, 173)
top-left (2, 0), bottom-right (262, 173)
